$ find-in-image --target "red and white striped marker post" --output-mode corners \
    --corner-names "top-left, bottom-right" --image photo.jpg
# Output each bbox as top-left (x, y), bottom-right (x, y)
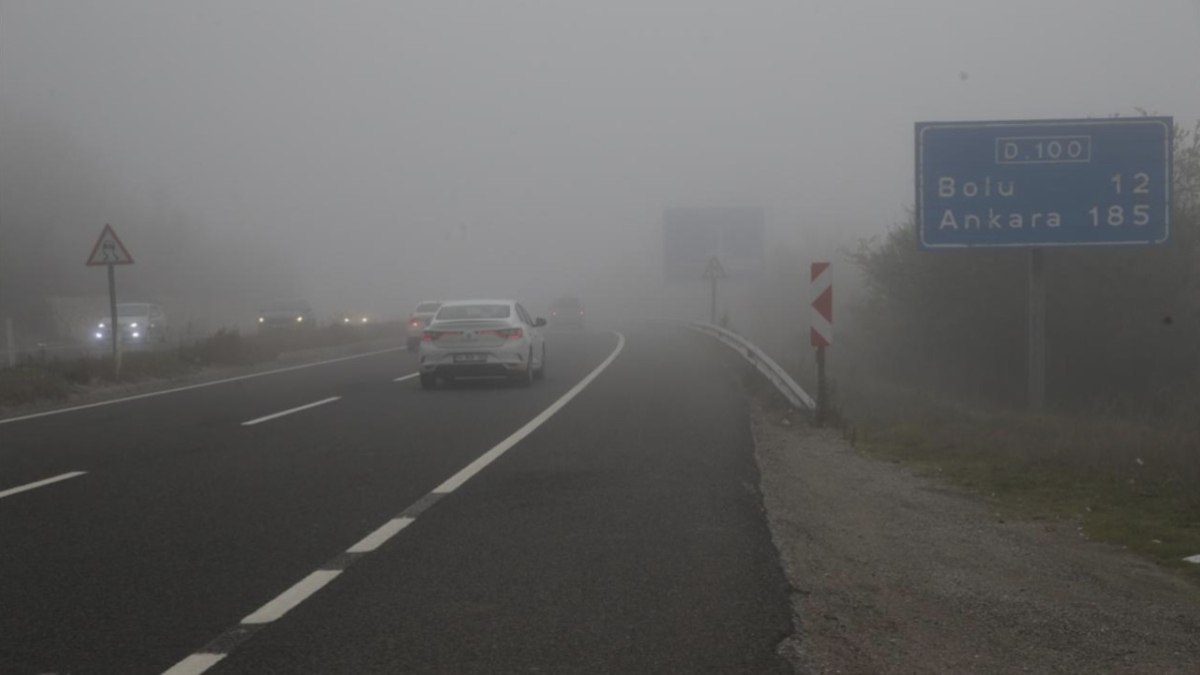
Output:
top-left (810, 262), bottom-right (833, 425)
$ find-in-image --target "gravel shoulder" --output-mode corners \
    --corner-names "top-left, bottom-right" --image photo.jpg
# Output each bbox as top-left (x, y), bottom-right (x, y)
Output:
top-left (752, 401), bottom-right (1200, 674)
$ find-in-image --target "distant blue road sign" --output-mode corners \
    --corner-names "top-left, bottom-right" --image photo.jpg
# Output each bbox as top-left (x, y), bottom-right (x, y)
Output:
top-left (663, 207), bottom-right (765, 281)
top-left (916, 118), bottom-right (1172, 249)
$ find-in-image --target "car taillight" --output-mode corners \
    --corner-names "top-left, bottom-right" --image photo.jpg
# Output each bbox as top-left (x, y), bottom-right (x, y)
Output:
top-left (422, 331), bottom-right (436, 342)
top-left (500, 328), bottom-right (523, 340)
top-left (409, 319), bottom-right (420, 327)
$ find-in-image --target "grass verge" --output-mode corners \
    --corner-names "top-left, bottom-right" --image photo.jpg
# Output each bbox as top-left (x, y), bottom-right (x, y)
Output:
top-left (0, 322), bottom-right (404, 409)
top-left (842, 387), bottom-right (1200, 585)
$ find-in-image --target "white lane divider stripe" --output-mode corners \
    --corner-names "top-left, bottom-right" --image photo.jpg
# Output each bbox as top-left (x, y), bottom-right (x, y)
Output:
top-left (393, 373), bottom-right (419, 382)
top-left (241, 570), bottom-right (342, 624)
top-left (161, 653), bottom-right (226, 675)
top-left (0, 471), bottom-right (87, 501)
top-left (163, 332), bottom-right (626, 674)
top-left (0, 346), bottom-right (408, 427)
top-left (347, 517), bottom-right (415, 553)
top-left (241, 397), bottom-right (341, 427)
top-left (432, 332), bottom-right (626, 494)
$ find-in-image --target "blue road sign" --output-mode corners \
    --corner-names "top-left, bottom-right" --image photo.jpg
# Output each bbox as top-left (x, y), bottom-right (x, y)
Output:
top-left (663, 207), bottom-right (765, 281)
top-left (916, 118), bottom-right (1172, 249)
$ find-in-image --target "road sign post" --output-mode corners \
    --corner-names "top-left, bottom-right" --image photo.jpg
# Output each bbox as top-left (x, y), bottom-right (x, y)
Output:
top-left (702, 256), bottom-right (727, 324)
top-left (916, 117), bottom-right (1172, 411)
top-left (810, 262), bottom-right (833, 426)
top-left (1027, 249), bottom-right (1047, 411)
top-left (86, 224), bottom-right (135, 379)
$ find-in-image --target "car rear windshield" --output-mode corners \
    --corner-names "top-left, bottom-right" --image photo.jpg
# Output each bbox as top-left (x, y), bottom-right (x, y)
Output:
top-left (436, 304), bottom-right (511, 320)
top-left (416, 302), bottom-right (441, 313)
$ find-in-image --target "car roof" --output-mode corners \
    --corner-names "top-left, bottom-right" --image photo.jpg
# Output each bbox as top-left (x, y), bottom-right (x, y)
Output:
top-left (437, 299), bottom-right (517, 307)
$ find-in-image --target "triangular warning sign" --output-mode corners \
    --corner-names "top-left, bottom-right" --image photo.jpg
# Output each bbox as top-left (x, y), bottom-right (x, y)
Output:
top-left (86, 224), bottom-right (134, 266)
top-left (701, 256), bottom-right (727, 281)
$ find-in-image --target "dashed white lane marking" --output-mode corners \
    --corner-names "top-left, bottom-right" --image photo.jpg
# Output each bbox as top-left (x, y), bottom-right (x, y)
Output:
top-left (0, 346), bottom-right (408, 427)
top-left (241, 397), bottom-right (341, 427)
top-left (0, 471), bottom-right (87, 501)
top-left (241, 570), bottom-right (342, 624)
top-left (161, 653), bottom-right (226, 675)
top-left (393, 373), bottom-right (419, 382)
top-left (432, 332), bottom-right (626, 494)
top-left (347, 517), bottom-right (415, 553)
top-left (163, 332), bottom-right (625, 674)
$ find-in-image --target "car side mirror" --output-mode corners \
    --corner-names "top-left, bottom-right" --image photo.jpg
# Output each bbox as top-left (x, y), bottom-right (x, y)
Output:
top-left (534, 318), bottom-right (547, 327)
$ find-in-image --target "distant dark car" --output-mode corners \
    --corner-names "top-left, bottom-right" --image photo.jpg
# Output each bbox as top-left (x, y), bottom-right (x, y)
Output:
top-left (549, 296), bottom-right (584, 329)
top-left (94, 302), bottom-right (168, 345)
top-left (257, 300), bottom-right (315, 330)
top-left (406, 300), bottom-right (442, 350)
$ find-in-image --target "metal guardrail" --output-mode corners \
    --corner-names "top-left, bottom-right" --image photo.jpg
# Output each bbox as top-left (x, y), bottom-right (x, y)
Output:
top-left (684, 321), bottom-right (816, 411)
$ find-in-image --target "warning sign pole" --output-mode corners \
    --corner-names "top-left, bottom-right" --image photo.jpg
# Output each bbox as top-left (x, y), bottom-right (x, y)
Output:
top-left (701, 256), bottom-right (727, 325)
top-left (86, 224), bottom-right (134, 379)
top-left (107, 263), bottom-right (121, 377)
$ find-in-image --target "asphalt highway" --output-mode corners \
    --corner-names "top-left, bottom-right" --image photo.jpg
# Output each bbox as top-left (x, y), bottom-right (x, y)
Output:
top-left (0, 326), bottom-right (791, 674)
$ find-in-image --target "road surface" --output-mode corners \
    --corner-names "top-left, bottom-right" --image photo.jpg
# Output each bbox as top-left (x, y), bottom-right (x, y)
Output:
top-left (0, 325), bottom-right (791, 673)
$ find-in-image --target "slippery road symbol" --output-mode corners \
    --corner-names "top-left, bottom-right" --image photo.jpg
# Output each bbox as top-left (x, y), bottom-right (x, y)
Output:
top-left (85, 224), bottom-right (135, 266)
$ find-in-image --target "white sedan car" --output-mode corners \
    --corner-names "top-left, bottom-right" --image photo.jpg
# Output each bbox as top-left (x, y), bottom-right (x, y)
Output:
top-left (418, 299), bottom-right (546, 389)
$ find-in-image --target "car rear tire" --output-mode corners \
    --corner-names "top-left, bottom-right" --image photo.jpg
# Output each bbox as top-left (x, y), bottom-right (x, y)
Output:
top-left (419, 373), bottom-right (437, 390)
top-left (533, 344), bottom-right (546, 380)
top-left (514, 350), bottom-right (535, 387)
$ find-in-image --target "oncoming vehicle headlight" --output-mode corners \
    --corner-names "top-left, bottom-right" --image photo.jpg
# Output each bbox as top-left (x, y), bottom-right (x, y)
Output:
top-left (130, 322), bottom-right (138, 328)
top-left (131, 331), bottom-right (141, 339)
top-left (95, 332), bottom-right (103, 339)
top-left (296, 316), bottom-right (304, 323)
top-left (361, 316), bottom-right (369, 323)
top-left (258, 316), bottom-right (265, 323)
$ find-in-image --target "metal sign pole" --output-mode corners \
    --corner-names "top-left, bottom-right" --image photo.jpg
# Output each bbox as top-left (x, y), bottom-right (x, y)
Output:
top-left (815, 345), bottom-right (827, 426)
top-left (709, 275), bottom-right (717, 324)
top-left (107, 263), bottom-right (121, 378)
top-left (1027, 249), bottom-right (1046, 411)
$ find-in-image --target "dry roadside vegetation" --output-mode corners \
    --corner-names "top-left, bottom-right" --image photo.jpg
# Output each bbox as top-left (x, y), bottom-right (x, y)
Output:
top-left (0, 322), bottom-right (404, 409)
top-left (745, 120), bottom-right (1200, 588)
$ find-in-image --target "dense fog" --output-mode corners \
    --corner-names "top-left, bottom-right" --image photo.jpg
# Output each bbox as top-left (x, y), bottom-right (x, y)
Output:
top-left (3, 1), bottom-right (1199, 345)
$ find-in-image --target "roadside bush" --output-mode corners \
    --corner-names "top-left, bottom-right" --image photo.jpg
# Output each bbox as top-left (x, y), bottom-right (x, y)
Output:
top-left (0, 366), bottom-right (72, 406)
top-left (849, 120), bottom-right (1200, 412)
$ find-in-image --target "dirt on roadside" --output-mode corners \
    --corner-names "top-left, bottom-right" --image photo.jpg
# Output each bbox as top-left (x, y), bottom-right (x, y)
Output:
top-left (751, 401), bottom-right (1200, 675)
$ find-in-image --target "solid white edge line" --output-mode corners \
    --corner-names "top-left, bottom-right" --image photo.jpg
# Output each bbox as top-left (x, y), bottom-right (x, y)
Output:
top-left (160, 653), bottom-right (226, 675)
top-left (240, 396), bottom-right (342, 427)
top-left (0, 471), bottom-right (87, 500)
top-left (347, 517), bottom-right (415, 553)
top-left (0, 346), bottom-right (408, 427)
top-left (432, 331), bottom-right (625, 494)
top-left (241, 570), bottom-right (342, 625)
top-left (393, 373), bottom-right (419, 382)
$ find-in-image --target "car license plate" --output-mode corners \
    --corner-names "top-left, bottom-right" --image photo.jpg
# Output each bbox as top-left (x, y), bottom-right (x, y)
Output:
top-left (454, 353), bottom-right (487, 364)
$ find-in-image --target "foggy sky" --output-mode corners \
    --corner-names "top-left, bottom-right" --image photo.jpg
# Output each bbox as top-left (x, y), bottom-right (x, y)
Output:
top-left (3, 0), bottom-right (1199, 317)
